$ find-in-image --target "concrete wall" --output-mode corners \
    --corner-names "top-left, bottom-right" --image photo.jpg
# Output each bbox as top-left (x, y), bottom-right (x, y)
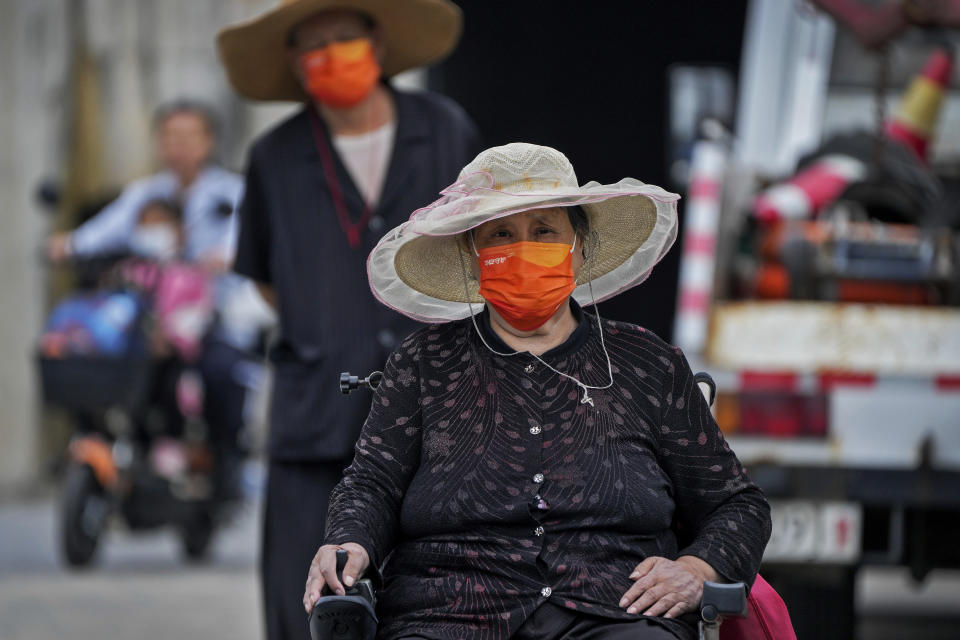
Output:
top-left (0, 1), bottom-right (68, 492)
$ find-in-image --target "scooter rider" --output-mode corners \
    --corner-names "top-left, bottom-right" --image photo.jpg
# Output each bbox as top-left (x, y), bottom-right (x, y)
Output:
top-left (47, 102), bottom-right (271, 499)
top-left (46, 100), bottom-right (242, 270)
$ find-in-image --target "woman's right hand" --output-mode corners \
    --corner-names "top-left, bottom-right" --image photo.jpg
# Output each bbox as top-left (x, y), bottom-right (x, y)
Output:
top-left (303, 542), bottom-right (370, 613)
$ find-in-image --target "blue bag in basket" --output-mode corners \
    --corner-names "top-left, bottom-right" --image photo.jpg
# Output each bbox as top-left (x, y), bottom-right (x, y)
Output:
top-left (41, 291), bottom-right (144, 357)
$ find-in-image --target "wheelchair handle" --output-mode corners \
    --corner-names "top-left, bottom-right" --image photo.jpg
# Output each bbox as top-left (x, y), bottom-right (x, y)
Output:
top-left (340, 371), bottom-right (383, 395)
top-left (700, 581), bottom-right (748, 623)
top-left (693, 371), bottom-right (717, 408)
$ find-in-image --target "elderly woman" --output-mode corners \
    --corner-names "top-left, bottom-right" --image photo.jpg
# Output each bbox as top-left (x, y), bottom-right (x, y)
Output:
top-left (303, 143), bottom-right (771, 640)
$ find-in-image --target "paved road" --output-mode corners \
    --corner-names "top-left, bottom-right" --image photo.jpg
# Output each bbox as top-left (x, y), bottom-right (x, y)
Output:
top-left (2, 491), bottom-right (959, 640)
top-left (0, 494), bottom-right (262, 640)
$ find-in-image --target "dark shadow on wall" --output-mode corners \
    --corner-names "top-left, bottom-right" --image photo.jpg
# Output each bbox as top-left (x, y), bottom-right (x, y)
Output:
top-left (430, 0), bottom-right (748, 340)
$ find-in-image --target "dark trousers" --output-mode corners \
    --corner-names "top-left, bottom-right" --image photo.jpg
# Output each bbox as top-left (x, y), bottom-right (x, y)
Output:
top-left (198, 339), bottom-right (250, 496)
top-left (198, 339), bottom-right (248, 450)
top-left (397, 602), bottom-right (689, 640)
top-left (143, 340), bottom-right (248, 452)
top-left (262, 460), bottom-right (347, 640)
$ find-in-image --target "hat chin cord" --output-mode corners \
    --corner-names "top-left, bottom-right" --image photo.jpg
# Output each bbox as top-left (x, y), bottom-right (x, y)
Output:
top-left (456, 237), bottom-right (615, 407)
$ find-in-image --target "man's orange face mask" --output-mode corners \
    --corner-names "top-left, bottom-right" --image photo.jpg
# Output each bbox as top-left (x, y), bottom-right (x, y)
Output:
top-left (299, 39), bottom-right (380, 108)
top-left (473, 236), bottom-right (578, 332)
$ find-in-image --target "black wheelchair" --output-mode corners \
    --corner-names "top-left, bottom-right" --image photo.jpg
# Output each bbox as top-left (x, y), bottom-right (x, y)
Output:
top-left (310, 371), bottom-right (752, 640)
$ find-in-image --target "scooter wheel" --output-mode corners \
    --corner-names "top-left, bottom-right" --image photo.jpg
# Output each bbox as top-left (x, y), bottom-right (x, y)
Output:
top-left (61, 463), bottom-right (107, 567)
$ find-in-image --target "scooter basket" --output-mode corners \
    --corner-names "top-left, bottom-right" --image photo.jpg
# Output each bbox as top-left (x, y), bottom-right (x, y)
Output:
top-left (38, 355), bottom-right (154, 412)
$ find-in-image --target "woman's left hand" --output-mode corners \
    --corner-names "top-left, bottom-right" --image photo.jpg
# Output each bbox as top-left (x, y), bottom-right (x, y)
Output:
top-left (619, 555), bottom-right (719, 618)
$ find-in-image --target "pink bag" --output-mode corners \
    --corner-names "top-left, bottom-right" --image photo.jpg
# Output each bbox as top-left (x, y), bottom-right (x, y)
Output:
top-left (720, 575), bottom-right (797, 640)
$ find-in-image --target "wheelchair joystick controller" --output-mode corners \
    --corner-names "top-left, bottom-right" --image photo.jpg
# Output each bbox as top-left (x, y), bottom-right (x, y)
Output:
top-left (334, 549), bottom-right (348, 587)
top-left (309, 549), bottom-right (378, 640)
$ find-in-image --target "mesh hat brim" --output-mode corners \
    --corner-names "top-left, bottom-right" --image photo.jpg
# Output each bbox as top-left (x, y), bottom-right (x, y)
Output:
top-left (367, 179), bottom-right (680, 323)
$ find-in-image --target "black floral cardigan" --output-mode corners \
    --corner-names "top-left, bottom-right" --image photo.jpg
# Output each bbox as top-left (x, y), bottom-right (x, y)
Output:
top-left (324, 302), bottom-right (771, 639)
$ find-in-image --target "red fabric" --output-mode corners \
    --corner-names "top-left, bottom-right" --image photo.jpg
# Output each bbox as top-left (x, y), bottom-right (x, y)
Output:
top-left (720, 575), bottom-right (797, 640)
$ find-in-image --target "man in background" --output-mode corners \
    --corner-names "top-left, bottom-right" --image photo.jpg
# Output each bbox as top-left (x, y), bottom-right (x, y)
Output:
top-left (217, 1), bottom-right (479, 637)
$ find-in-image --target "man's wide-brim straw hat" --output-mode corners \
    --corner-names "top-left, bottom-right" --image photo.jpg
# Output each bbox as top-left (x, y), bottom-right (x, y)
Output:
top-left (216, 0), bottom-right (462, 101)
top-left (368, 143), bottom-right (681, 323)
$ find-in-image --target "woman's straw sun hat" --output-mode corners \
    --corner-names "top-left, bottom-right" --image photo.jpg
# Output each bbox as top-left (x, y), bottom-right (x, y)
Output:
top-left (368, 143), bottom-right (681, 323)
top-left (216, 0), bottom-right (462, 101)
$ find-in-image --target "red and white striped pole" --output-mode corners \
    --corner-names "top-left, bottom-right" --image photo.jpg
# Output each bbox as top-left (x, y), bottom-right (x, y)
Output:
top-left (674, 139), bottom-right (727, 354)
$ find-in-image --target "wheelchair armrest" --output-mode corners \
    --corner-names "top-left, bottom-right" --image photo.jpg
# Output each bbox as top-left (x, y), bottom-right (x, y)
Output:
top-left (700, 581), bottom-right (748, 623)
top-left (693, 371), bottom-right (717, 407)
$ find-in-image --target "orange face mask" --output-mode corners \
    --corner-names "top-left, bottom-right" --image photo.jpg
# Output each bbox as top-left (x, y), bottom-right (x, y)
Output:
top-left (299, 39), bottom-right (380, 108)
top-left (474, 238), bottom-right (578, 332)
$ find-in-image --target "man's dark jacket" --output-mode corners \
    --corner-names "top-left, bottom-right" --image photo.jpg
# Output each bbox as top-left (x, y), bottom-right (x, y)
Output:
top-left (234, 86), bottom-right (480, 461)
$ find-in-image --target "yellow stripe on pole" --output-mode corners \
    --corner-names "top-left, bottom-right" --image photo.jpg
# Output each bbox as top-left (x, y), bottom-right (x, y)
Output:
top-left (894, 77), bottom-right (945, 137)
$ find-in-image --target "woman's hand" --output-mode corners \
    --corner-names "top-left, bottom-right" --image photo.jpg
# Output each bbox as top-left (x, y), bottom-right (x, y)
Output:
top-left (303, 542), bottom-right (370, 613)
top-left (619, 555), bottom-right (719, 619)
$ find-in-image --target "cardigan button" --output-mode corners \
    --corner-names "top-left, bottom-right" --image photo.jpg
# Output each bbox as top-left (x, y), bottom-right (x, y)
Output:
top-left (529, 425), bottom-right (541, 435)
top-left (533, 473), bottom-right (544, 484)
top-left (534, 526), bottom-right (545, 536)
top-left (541, 587), bottom-right (552, 597)
top-left (524, 364), bottom-right (535, 373)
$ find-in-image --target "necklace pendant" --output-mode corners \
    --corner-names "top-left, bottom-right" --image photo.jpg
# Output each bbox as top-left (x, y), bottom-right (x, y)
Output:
top-left (580, 388), bottom-right (594, 407)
